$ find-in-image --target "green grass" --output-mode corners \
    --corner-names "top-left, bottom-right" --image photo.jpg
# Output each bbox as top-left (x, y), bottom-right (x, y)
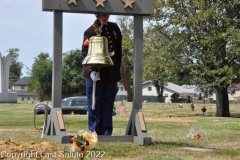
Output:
top-left (0, 101), bottom-right (240, 159)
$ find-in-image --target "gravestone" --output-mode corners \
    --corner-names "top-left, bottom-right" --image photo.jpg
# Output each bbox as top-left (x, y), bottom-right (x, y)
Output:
top-left (0, 52), bottom-right (17, 103)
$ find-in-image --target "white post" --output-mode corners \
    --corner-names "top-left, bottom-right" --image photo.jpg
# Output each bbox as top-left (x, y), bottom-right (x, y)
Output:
top-left (0, 52), bottom-right (10, 93)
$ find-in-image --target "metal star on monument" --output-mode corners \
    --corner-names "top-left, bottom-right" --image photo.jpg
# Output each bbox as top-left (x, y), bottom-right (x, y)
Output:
top-left (122, 0), bottom-right (135, 9)
top-left (68, 0), bottom-right (77, 6)
top-left (95, 0), bottom-right (106, 7)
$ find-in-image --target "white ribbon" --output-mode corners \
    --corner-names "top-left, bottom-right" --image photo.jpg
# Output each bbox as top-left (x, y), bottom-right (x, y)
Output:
top-left (92, 72), bottom-right (100, 110)
top-left (92, 81), bottom-right (96, 110)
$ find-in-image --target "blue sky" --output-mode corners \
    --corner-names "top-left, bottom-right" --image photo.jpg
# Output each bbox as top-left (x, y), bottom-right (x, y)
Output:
top-left (0, 0), bottom-right (117, 77)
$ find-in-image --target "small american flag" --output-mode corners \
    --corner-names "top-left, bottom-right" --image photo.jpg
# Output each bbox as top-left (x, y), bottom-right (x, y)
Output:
top-left (117, 101), bottom-right (126, 113)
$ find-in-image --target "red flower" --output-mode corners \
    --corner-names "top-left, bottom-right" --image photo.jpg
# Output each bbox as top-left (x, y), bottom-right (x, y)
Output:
top-left (201, 106), bottom-right (207, 112)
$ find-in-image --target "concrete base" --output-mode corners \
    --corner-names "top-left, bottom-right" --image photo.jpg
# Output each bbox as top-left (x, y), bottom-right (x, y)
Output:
top-left (0, 92), bottom-right (17, 103)
top-left (43, 135), bottom-right (70, 144)
top-left (61, 135), bottom-right (151, 145)
top-left (134, 136), bottom-right (152, 145)
top-left (40, 106), bottom-right (152, 145)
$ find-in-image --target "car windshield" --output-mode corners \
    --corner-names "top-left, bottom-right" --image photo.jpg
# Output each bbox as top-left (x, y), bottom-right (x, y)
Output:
top-left (61, 98), bottom-right (87, 106)
top-left (61, 100), bottom-right (71, 106)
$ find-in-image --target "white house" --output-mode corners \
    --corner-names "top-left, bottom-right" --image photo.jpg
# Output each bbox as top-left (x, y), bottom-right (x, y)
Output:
top-left (142, 81), bottom-right (202, 102)
top-left (210, 91), bottom-right (240, 103)
top-left (116, 83), bottom-right (127, 95)
top-left (117, 81), bottom-right (202, 102)
top-left (117, 81), bottom-right (240, 103)
top-left (12, 77), bottom-right (37, 102)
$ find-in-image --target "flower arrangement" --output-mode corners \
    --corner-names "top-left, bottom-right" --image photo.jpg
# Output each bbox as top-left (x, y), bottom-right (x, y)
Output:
top-left (71, 130), bottom-right (98, 153)
top-left (201, 106), bottom-right (207, 115)
top-left (187, 125), bottom-right (208, 141)
top-left (191, 132), bottom-right (204, 140)
top-left (178, 104), bottom-right (183, 108)
top-left (189, 102), bottom-right (195, 111)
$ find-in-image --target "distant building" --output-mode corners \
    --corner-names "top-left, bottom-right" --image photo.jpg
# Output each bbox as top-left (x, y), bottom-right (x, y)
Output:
top-left (142, 81), bottom-right (202, 103)
top-left (116, 81), bottom-right (202, 102)
top-left (115, 82), bottom-right (127, 101)
top-left (210, 91), bottom-right (240, 104)
top-left (117, 81), bottom-right (239, 103)
top-left (12, 77), bottom-right (37, 102)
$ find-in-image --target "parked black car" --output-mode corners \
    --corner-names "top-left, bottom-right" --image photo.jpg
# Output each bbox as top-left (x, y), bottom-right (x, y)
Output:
top-left (61, 96), bottom-right (88, 114)
top-left (35, 96), bottom-right (88, 115)
top-left (35, 104), bottom-right (52, 114)
top-left (35, 96), bottom-right (117, 115)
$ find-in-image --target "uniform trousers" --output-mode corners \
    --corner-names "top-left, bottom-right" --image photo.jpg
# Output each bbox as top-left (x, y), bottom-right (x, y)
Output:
top-left (86, 80), bottom-right (118, 135)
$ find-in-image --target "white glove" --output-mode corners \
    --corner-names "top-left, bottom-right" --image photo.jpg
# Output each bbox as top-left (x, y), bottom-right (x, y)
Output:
top-left (90, 71), bottom-right (100, 82)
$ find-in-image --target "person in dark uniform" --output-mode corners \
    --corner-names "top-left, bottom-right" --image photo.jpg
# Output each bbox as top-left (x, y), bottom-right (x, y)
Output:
top-left (82, 14), bottom-right (122, 135)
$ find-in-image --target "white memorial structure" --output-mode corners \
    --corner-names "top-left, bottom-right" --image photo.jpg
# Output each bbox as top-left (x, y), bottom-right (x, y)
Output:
top-left (0, 52), bottom-right (17, 103)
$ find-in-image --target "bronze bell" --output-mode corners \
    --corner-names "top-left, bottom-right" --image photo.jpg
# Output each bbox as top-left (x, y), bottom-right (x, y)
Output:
top-left (82, 35), bottom-right (114, 68)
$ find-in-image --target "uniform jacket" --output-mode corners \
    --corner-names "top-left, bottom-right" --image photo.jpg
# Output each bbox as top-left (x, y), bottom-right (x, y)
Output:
top-left (82, 21), bottom-right (122, 83)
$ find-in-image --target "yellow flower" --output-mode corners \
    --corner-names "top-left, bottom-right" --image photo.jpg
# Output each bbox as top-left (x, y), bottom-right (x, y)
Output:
top-left (72, 130), bottom-right (98, 153)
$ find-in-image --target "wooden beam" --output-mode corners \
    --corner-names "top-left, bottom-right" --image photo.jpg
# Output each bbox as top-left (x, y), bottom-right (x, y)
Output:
top-left (43, 0), bottom-right (154, 15)
top-left (56, 110), bottom-right (65, 130)
top-left (137, 112), bottom-right (146, 132)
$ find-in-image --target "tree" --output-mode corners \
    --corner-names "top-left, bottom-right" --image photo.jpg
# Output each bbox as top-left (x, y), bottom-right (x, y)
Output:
top-left (116, 16), bottom-right (134, 102)
top-left (143, 25), bottom-right (174, 102)
top-left (62, 49), bottom-right (86, 97)
top-left (8, 48), bottom-right (24, 88)
top-left (27, 53), bottom-right (52, 101)
top-left (147, 0), bottom-right (240, 116)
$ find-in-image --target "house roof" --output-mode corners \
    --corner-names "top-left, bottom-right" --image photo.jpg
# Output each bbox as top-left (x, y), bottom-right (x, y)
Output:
top-left (13, 77), bottom-right (30, 85)
top-left (143, 81), bottom-right (201, 95)
top-left (165, 82), bottom-right (201, 94)
top-left (13, 90), bottom-right (36, 96)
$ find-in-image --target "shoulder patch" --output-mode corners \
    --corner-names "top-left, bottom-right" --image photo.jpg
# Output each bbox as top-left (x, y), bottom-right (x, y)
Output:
top-left (83, 38), bottom-right (89, 47)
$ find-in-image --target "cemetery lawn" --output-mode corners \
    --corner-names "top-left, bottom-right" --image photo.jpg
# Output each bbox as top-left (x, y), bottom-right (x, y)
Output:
top-left (0, 101), bottom-right (240, 160)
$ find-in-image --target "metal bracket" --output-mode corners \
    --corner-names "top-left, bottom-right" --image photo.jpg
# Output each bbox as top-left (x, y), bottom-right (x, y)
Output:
top-left (41, 108), bottom-right (69, 143)
top-left (125, 109), bottom-right (152, 145)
